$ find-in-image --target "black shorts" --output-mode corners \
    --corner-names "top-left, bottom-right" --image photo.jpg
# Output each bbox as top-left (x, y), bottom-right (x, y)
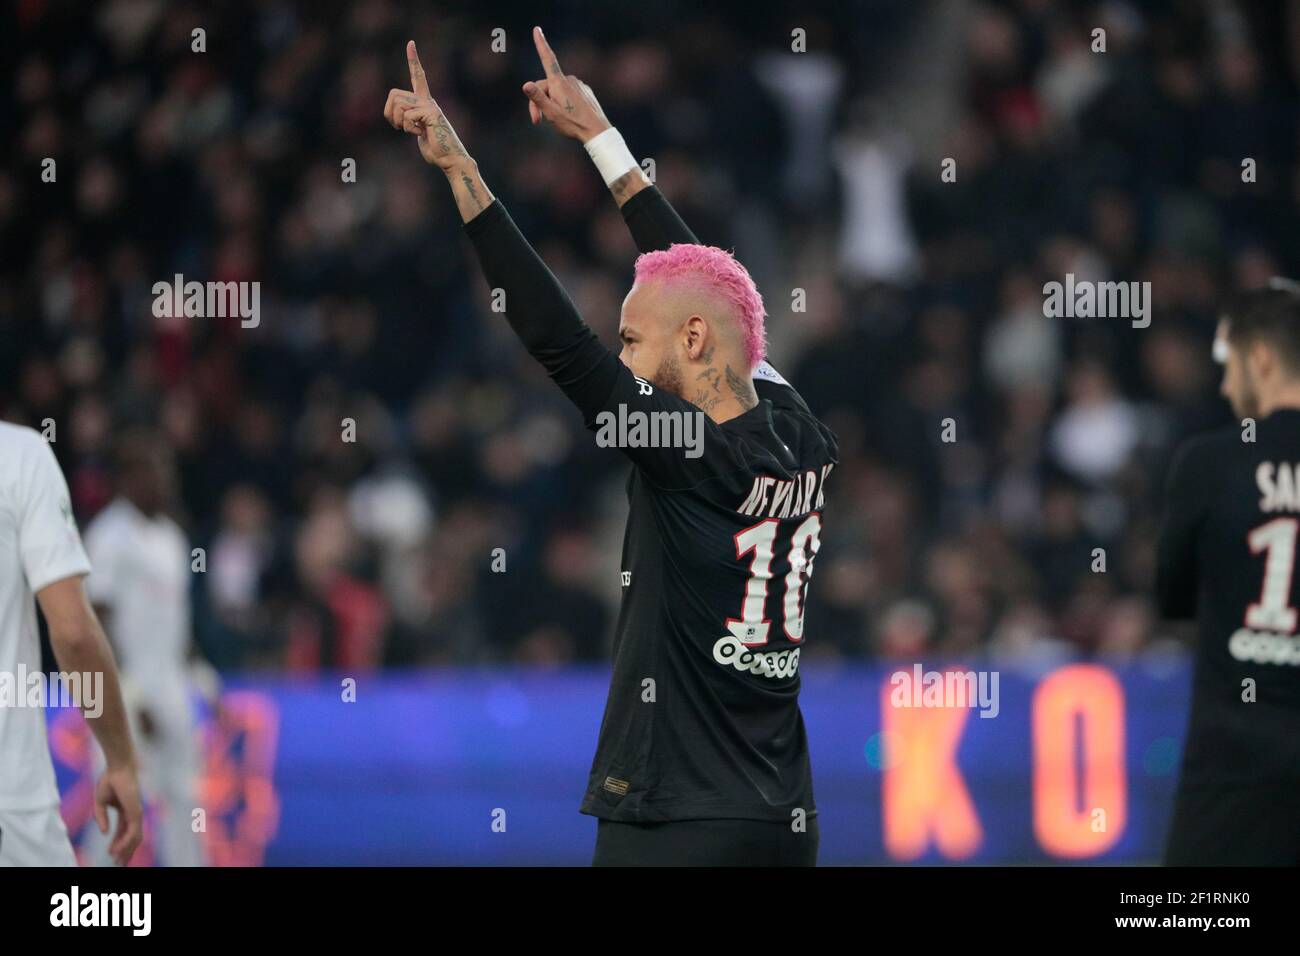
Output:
top-left (1164, 783), bottom-right (1300, 866)
top-left (592, 816), bottom-right (819, 866)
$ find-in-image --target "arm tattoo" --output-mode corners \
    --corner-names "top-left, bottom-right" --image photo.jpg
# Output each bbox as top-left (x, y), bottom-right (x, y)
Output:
top-left (461, 173), bottom-right (484, 211)
top-left (432, 118), bottom-right (451, 154)
top-left (607, 167), bottom-right (649, 207)
top-left (610, 169), bottom-right (637, 200)
top-left (725, 365), bottom-right (758, 410)
top-left (432, 116), bottom-right (467, 158)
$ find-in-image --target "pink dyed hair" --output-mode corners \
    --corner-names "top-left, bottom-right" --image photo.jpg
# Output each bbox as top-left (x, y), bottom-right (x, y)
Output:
top-left (632, 243), bottom-right (767, 368)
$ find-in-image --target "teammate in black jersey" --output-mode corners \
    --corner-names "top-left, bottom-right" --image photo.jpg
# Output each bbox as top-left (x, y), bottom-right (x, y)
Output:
top-left (384, 31), bottom-right (836, 865)
top-left (1158, 282), bottom-right (1300, 865)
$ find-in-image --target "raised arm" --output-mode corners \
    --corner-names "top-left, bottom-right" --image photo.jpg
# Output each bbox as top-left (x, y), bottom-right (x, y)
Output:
top-left (518, 29), bottom-right (814, 411)
top-left (384, 41), bottom-right (620, 420)
top-left (520, 27), bottom-right (698, 252)
top-left (384, 41), bottom-right (495, 224)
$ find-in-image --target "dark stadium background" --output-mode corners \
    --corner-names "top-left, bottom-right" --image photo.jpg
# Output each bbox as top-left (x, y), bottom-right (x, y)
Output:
top-left (4, 0), bottom-right (1298, 864)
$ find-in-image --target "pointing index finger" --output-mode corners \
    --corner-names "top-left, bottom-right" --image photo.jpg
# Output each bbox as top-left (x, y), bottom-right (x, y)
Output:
top-left (407, 40), bottom-right (430, 97)
top-left (534, 26), bottom-right (563, 78)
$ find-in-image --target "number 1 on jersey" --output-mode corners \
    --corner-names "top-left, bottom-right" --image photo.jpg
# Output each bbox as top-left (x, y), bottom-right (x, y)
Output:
top-left (1246, 516), bottom-right (1299, 633)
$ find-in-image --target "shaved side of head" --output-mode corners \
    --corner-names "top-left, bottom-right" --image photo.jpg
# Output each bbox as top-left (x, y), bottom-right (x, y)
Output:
top-left (632, 243), bottom-right (766, 369)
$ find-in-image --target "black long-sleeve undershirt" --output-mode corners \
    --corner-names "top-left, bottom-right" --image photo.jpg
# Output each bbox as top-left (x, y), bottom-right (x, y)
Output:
top-left (464, 184), bottom-right (812, 433)
top-left (620, 185), bottom-right (699, 252)
top-left (463, 199), bottom-right (619, 423)
top-left (463, 193), bottom-right (779, 490)
top-left (462, 186), bottom-right (700, 422)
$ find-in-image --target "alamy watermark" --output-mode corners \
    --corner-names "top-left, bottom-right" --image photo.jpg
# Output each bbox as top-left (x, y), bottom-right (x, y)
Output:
top-left (50, 886), bottom-right (151, 936)
top-left (1043, 273), bottom-right (1151, 328)
top-left (152, 273), bottom-right (260, 327)
top-left (889, 664), bottom-right (1000, 718)
top-left (594, 403), bottom-right (706, 459)
top-left (0, 665), bottom-right (103, 718)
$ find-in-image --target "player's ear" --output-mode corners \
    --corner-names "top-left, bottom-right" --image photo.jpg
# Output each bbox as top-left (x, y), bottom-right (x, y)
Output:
top-left (684, 315), bottom-right (707, 359)
top-left (1249, 340), bottom-right (1275, 380)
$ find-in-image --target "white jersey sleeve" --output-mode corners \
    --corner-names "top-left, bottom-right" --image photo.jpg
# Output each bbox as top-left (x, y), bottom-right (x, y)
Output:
top-left (17, 435), bottom-right (90, 593)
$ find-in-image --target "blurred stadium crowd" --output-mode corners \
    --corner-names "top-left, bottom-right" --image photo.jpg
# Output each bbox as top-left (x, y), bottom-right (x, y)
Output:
top-left (3, 0), bottom-right (1298, 670)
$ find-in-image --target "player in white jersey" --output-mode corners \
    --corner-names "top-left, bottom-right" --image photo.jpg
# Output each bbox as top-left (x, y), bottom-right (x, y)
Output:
top-left (81, 430), bottom-right (215, 867)
top-left (0, 422), bottom-right (143, 866)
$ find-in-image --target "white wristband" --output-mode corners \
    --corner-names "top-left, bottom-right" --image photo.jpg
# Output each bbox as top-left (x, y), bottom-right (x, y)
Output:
top-left (584, 127), bottom-right (639, 187)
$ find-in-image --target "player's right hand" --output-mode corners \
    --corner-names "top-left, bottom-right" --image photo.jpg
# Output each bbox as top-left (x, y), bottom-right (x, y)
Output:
top-left (522, 26), bottom-right (611, 143)
top-left (384, 40), bottom-right (474, 172)
top-left (94, 764), bottom-right (144, 866)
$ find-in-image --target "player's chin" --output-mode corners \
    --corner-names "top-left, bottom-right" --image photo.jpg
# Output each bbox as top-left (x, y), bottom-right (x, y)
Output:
top-left (649, 354), bottom-right (686, 397)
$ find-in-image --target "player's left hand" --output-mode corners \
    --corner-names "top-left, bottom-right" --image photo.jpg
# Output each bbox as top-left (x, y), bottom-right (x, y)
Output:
top-left (384, 40), bottom-right (473, 172)
top-left (521, 26), bottom-right (611, 143)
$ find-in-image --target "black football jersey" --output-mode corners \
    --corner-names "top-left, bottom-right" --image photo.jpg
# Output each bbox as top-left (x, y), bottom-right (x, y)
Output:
top-left (577, 361), bottom-right (837, 822)
top-left (1157, 409), bottom-right (1300, 788)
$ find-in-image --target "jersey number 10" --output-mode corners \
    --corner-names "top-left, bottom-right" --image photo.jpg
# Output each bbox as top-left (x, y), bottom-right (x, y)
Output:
top-left (727, 515), bottom-right (822, 647)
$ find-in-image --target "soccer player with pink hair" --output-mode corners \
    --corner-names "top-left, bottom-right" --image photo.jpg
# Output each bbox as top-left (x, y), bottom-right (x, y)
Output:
top-left (385, 30), bottom-right (837, 866)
